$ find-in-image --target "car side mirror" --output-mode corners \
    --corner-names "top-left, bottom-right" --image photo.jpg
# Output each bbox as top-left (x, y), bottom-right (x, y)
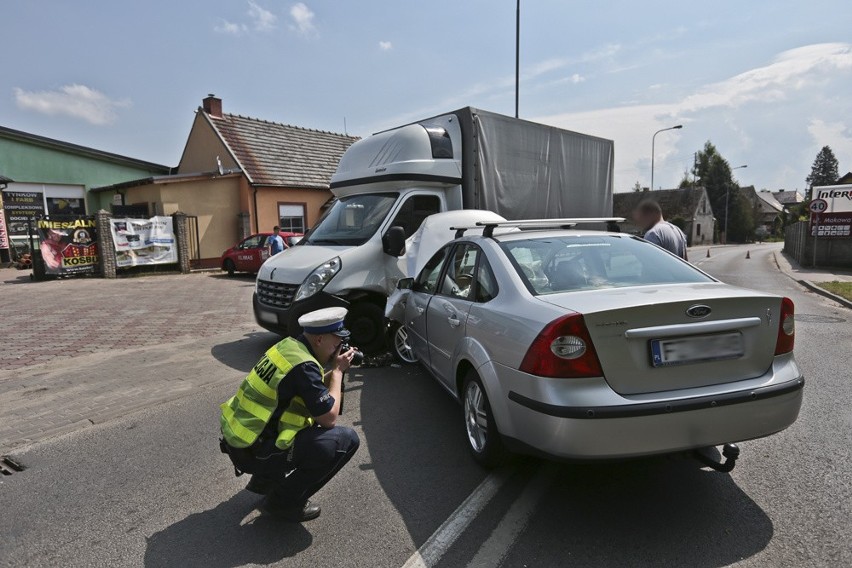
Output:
top-left (397, 277), bottom-right (414, 290)
top-left (382, 226), bottom-right (406, 257)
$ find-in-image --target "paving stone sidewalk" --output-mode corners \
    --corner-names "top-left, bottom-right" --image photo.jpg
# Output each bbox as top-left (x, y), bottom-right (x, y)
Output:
top-left (0, 270), bottom-right (276, 453)
top-left (0, 270), bottom-right (258, 370)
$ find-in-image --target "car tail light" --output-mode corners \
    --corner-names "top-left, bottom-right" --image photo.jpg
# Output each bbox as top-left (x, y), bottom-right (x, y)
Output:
top-left (774, 297), bottom-right (795, 355)
top-left (520, 313), bottom-right (603, 378)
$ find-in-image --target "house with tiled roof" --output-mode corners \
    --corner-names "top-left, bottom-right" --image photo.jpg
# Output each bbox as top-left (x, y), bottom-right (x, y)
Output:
top-left (752, 189), bottom-right (784, 235)
top-left (93, 95), bottom-right (359, 267)
top-left (612, 186), bottom-right (715, 245)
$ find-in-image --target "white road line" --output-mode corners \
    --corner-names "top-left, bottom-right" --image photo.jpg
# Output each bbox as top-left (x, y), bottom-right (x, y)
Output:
top-left (401, 468), bottom-right (511, 568)
top-left (466, 464), bottom-right (557, 568)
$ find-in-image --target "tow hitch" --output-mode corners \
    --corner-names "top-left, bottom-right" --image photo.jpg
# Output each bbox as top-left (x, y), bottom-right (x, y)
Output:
top-left (693, 443), bottom-right (740, 472)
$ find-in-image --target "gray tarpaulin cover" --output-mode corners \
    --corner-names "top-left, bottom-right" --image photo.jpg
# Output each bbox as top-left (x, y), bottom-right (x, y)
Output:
top-left (459, 108), bottom-right (614, 221)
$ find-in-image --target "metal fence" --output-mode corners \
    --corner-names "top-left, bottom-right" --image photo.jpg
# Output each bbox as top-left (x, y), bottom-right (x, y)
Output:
top-left (185, 215), bottom-right (202, 269)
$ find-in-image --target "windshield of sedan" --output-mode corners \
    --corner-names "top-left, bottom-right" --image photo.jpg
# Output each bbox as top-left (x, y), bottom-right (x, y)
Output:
top-left (500, 234), bottom-right (712, 295)
top-left (304, 193), bottom-right (398, 246)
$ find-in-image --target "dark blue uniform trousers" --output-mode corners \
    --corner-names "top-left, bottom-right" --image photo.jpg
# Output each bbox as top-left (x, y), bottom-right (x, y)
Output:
top-left (239, 425), bottom-right (360, 507)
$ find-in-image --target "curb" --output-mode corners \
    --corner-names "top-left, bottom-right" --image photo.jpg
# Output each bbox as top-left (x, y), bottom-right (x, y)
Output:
top-left (797, 280), bottom-right (852, 310)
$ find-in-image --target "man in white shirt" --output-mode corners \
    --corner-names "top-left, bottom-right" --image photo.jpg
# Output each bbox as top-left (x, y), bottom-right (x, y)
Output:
top-left (633, 200), bottom-right (688, 260)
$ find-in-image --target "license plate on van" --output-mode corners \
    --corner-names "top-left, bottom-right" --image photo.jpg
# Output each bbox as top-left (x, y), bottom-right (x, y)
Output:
top-left (650, 332), bottom-right (744, 367)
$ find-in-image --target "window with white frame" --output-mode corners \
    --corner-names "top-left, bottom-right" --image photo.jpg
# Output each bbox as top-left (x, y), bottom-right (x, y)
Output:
top-left (278, 204), bottom-right (306, 233)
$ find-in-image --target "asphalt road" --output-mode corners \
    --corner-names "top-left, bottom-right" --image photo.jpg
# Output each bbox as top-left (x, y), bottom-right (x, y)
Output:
top-left (1, 244), bottom-right (849, 567)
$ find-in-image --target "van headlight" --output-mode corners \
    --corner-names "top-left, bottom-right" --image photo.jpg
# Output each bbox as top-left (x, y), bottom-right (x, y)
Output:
top-left (294, 257), bottom-right (341, 302)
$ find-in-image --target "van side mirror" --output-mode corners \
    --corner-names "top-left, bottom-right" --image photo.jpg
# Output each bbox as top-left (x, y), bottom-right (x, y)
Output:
top-left (397, 277), bottom-right (414, 290)
top-left (382, 226), bottom-right (406, 257)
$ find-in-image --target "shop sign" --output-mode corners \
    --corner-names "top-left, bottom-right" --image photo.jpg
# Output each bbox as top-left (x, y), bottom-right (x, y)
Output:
top-left (110, 216), bottom-right (177, 267)
top-left (2, 191), bottom-right (45, 236)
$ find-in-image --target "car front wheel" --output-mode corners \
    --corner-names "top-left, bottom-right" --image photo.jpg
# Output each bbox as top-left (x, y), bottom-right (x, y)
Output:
top-left (462, 372), bottom-right (506, 468)
top-left (389, 322), bottom-right (418, 364)
top-left (223, 259), bottom-right (236, 276)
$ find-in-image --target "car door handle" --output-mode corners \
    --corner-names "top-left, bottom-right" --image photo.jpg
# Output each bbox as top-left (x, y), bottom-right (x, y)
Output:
top-left (447, 315), bottom-right (461, 328)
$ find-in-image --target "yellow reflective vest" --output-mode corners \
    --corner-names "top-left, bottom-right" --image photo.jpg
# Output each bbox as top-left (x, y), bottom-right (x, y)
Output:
top-left (220, 337), bottom-right (325, 450)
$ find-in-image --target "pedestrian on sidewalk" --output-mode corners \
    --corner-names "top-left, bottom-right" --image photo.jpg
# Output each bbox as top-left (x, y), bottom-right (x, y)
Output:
top-left (633, 199), bottom-right (689, 260)
top-left (266, 226), bottom-right (286, 256)
top-left (219, 307), bottom-right (360, 522)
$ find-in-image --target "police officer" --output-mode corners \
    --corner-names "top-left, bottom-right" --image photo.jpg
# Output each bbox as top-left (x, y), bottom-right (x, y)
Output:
top-left (220, 307), bottom-right (360, 522)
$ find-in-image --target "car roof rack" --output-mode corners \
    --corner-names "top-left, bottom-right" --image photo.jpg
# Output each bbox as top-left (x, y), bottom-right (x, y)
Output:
top-left (460, 217), bottom-right (626, 238)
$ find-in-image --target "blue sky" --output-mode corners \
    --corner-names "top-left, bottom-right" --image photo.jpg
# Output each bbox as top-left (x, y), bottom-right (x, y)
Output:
top-left (2, 1), bottom-right (851, 192)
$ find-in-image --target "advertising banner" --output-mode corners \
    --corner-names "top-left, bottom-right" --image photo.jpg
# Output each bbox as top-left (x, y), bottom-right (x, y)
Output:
top-left (110, 216), bottom-right (178, 267)
top-left (36, 217), bottom-right (99, 275)
top-left (810, 184), bottom-right (852, 238)
top-left (2, 191), bottom-right (45, 236)
top-left (0, 210), bottom-right (8, 251)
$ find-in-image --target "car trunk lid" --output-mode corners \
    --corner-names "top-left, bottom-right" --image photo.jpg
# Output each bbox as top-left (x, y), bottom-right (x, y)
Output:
top-left (539, 283), bottom-right (781, 395)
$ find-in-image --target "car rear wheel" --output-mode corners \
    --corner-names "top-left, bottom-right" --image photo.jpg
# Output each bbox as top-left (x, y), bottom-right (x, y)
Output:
top-left (223, 259), bottom-right (236, 276)
top-left (389, 322), bottom-right (418, 364)
top-left (462, 372), bottom-right (506, 468)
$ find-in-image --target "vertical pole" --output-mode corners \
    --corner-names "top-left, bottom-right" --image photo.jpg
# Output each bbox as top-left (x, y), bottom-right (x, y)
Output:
top-left (515, 0), bottom-right (520, 118)
top-left (651, 134), bottom-right (656, 191)
top-left (812, 212), bottom-right (819, 268)
top-left (724, 185), bottom-right (730, 245)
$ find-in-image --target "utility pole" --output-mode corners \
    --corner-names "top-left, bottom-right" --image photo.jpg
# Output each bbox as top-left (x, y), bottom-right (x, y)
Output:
top-left (515, 0), bottom-right (520, 118)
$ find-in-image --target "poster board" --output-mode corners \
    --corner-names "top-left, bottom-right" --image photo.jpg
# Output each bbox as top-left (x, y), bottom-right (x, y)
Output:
top-left (110, 216), bottom-right (178, 267)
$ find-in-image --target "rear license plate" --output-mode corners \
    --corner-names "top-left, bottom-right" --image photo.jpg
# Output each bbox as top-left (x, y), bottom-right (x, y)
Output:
top-left (650, 332), bottom-right (744, 367)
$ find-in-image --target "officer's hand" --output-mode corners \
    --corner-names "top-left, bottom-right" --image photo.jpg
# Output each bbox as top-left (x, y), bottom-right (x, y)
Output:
top-left (334, 347), bottom-right (356, 373)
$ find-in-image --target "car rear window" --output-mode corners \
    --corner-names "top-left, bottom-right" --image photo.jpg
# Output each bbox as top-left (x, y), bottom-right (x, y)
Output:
top-left (499, 235), bottom-right (712, 295)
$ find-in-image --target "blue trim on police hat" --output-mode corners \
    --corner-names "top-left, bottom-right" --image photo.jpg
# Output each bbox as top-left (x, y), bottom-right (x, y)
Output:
top-left (304, 321), bottom-right (345, 335)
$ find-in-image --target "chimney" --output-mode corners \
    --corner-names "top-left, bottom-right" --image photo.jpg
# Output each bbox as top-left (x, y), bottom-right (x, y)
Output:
top-left (202, 94), bottom-right (222, 118)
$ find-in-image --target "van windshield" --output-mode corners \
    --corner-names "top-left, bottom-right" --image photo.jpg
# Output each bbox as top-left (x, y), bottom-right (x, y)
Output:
top-left (304, 193), bottom-right (398, 246)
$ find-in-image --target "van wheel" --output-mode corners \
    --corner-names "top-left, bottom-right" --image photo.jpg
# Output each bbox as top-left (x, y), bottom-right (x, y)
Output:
top-left (346, 302), bottom-right (386, 355)
top-left (223, 259), bottom-right (236, 276)
top-left (388, 322), bottom-right (418, 364)
top-left (462, 372), bottom-right (506, 468)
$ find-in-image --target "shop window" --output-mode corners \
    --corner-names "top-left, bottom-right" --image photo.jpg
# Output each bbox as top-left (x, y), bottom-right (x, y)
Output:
top-left (46, 197), bottom-right (85, 216)
top-left (278, 204), bottom-right (306, 234)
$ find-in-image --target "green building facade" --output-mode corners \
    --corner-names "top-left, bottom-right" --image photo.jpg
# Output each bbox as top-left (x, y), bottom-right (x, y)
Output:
top-left (0, 125), bottom-right (169, 251)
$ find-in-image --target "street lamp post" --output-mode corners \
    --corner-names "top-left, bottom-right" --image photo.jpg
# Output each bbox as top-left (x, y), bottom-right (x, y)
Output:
top-left (651, 125), bottom-right (683, 191)
top-left (724, 164), bottom-right (748, 244)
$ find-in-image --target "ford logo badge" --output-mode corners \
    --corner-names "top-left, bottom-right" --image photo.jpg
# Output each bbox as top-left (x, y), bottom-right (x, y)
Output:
top-left (686, 304), bottom-right (712, 318)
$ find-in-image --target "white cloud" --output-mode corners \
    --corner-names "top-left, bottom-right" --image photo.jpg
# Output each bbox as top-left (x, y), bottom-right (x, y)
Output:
top-left (248, 0), bottom-right (276, 31)
top-left (14, 84), bottom-right (130, 126)
top-left (379, 41), bottom-right (392, 51)
top-left (534, 42), bottom-right (852, 191)
top-left (808, 119), bottom-right (852, 165)
top-left (214, 19), bottom-right (247, 35)
top-left (214, 1), bottom-right (275, 35)
top-left (569, 73), bottom-right (585, 84)
top-left (290, 2), bottom-right (316, 35)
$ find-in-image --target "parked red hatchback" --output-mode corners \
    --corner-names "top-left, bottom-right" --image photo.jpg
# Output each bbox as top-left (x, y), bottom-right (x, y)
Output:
top-left (220, 232), bottom-right (302, 276)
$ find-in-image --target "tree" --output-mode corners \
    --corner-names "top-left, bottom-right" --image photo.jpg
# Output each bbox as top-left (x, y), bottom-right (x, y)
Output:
top-left (805, 145), bottom-right (839, 200)
top-left (690, 141), bottom-right (739, 239)
top-left (726, 189), bottom-right (756, 243)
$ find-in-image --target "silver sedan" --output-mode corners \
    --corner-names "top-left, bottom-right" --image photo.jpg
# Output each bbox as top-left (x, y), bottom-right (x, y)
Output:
top-left (393, 227), bottom-right (803, 467)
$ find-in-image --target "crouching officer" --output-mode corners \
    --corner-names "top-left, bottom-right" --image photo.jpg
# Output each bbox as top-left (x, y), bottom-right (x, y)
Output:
top-left (219, 307), bottom-right (360, 522)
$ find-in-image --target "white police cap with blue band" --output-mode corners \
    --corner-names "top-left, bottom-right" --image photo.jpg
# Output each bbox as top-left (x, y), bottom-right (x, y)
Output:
top-left (298, 307), bottom-right (350, 337)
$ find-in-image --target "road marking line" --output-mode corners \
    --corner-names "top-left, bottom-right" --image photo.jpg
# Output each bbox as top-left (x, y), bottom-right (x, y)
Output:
top-left (466, 464), bottom-right (557, 568)
top-left (401, 468), bottom-right (511, 568)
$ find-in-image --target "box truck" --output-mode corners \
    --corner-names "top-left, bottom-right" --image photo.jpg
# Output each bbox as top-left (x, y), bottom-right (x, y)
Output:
top-left (253, 107), bottom-right (615, 352)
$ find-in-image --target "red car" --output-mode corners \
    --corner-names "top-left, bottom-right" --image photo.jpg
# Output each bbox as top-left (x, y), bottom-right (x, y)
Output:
top-left (220, 232), bottom-right (302, 276)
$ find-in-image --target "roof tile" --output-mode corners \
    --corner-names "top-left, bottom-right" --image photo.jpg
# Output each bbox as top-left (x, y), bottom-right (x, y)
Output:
top-left (208, 113), bottom-right (359, 189)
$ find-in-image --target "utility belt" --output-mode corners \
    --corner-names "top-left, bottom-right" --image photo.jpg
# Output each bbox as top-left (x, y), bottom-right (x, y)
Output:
top-left (219, 437), bottom-right (260, 476)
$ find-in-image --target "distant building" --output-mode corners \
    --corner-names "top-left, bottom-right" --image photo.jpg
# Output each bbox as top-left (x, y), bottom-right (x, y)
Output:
top-left (772, 190), bottom-right (805, 209)
top-left (93, 95), bottom-right (359, 267)
top-left (748, 187), bottom-right (784, 236)
top-left (835, 172), bottom-right (852, 184)
top-left (612, 187), bottom-right (715, 246)
top-left (0, 125), bottom-right (169, 249)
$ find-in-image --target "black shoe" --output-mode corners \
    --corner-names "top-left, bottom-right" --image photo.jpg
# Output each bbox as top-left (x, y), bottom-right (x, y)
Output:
top-left (262, 499), bottom-right (321, 522)
top-left (245, 475), bottom-right (274, 495)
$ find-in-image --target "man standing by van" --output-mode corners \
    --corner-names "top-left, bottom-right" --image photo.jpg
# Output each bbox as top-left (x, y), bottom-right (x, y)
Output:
top-left (267, 226), bottom-right (286, 256)
top-left (633, 200), bottom-right (688, 260)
